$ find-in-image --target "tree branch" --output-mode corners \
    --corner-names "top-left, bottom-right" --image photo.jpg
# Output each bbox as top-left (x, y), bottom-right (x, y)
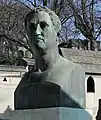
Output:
top-left (43, 0), bottom-right (47, 6)
top-left (61, 15), bottom-right (73, 24)
top-left (27, 0), bottom-right (36, 7)
top-left (0, 34), bottom-right (31, 52)
top-left (89, 0), bottom-right (94, 33)
top-left (53, 0), bottom-right (58, 13)
top-left (95, 27), bottom-right (101, 39)
top-left (15, 0), bottom-right (32, 10)
top-left (34, 0), bottom-right (36, 6)
top-left (81, 0), bottom-right (90, 29)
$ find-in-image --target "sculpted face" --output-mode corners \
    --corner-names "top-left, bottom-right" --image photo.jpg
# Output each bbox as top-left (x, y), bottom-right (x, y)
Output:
top-left (27, 11), bottom-right (57, 55)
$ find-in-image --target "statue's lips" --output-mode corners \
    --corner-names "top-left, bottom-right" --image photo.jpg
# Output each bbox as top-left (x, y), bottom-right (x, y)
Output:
top-left (35, 37), bottom-right (44, 42)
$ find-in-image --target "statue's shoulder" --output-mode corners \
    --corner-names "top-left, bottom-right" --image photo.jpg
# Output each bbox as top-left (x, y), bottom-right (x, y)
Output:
top-left (19, 71), bottom-right (38, 85)
top-left (60, 57), bottom-right (84, 71)
top-left (22, 72), bottom-right (31, 80)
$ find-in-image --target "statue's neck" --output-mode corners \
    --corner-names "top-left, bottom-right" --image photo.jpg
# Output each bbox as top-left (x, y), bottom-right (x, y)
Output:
top-left (35, 48), bottom-right (60, 72)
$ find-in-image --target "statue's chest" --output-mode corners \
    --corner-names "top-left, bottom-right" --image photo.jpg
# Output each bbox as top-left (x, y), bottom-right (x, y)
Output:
top-left (28, 68), bottom-right (69, 86)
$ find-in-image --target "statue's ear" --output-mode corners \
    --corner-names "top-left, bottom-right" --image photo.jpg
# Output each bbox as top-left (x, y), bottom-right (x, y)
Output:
top-left (57, 32), bottom-right (60, 36)
top-left (57, 30), bottom-right (61, 36)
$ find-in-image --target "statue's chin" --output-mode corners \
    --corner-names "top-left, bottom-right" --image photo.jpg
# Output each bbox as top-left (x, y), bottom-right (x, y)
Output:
top-left (37, 40), bottom-right (46, 49)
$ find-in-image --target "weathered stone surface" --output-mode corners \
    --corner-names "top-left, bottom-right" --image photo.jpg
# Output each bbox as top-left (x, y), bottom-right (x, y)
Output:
top-left (14, 7), bottom-right (86, 110)
top-left (14, 58), bottom-right (86, 110)
top-left (0, 107), bottom-right (92, 120)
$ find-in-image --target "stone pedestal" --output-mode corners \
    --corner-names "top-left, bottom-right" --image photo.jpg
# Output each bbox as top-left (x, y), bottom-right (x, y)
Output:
top-left (0, 107), bottom-right (92, 120)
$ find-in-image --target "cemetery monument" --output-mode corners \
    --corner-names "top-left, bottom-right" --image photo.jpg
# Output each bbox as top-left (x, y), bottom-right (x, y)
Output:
top-left (14, 6), bottom-right (86, 110)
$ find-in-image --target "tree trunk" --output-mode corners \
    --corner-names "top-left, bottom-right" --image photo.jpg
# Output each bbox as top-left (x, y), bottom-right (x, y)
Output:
top-left (43, 0), bottom-right (47, 6)
top-left (90, 39), bottom-right (97, 51)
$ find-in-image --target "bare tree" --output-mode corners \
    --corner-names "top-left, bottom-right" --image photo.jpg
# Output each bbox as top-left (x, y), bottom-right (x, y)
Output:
top-left (0, 1), bottom-right (33, 64)
top-left (66, 0), bottom-right (101, 50)
top-left (0, 0), bottom-right (101, 59)
top-left (0, 1), bottom-right (31, 51)
top-left (41, 0), bottom-right (101, 50)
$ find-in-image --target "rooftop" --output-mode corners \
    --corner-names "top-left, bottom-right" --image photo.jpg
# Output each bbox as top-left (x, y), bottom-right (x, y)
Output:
top-left (61, 48), bottom-right (101, 74)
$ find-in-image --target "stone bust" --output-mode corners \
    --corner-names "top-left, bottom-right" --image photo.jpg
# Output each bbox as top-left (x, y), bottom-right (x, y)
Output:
top-left (14, 7), bottom-right (86, 110)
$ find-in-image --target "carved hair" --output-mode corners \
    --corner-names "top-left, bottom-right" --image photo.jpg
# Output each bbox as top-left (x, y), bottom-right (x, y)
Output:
top-left (25, 6), bottom-right (61, 33)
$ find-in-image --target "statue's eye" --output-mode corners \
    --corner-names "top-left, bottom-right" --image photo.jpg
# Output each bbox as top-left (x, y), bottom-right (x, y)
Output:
top-left (40, 21), bottom-right (48, 30)
top-left (29, 23), bottom-right (36, 30)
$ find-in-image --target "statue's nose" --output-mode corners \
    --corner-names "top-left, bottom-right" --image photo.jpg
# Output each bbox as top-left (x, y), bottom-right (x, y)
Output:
top-left (36, 24), bottom-right (42, 35)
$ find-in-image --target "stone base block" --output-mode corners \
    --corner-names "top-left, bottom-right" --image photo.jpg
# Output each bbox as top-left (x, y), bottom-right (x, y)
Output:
top-left (0, 107), bottom-right (92, 120)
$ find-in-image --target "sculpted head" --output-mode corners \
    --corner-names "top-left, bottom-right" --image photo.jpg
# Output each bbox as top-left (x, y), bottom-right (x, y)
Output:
top-left (25, 6), bottom-right (61, 55)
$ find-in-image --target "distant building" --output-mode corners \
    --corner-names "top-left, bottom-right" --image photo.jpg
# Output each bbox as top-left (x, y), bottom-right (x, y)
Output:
top-left (0, 65), bottom-right (26, 113)
top-left (59, 39), bottom-right (101, 51)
